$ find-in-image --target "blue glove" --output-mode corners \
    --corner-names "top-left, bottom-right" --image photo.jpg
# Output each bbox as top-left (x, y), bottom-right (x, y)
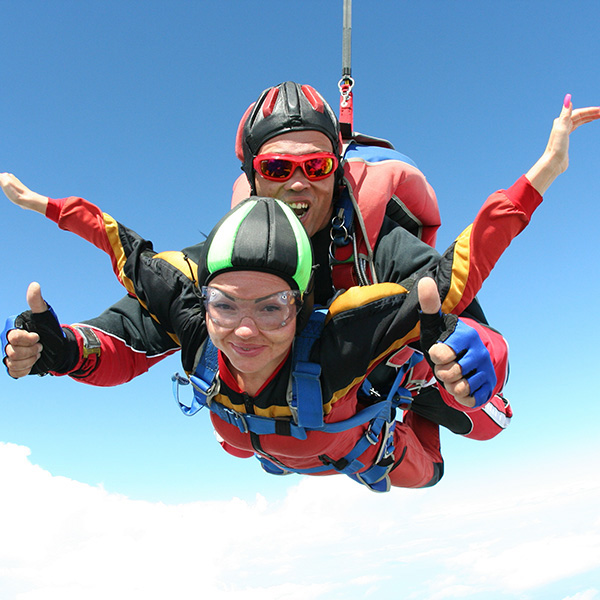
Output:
top-left (420, 310), bottom-right (496, 408)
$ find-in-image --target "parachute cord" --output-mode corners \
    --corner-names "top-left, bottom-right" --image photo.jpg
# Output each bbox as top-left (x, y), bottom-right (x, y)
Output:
top-left (351, 234), bottom-right (366, 285)
top-left (354, 246), bottom-right (371, 286)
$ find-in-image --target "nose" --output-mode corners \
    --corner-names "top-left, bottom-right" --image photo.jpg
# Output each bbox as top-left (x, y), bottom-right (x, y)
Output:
top-left (284, 166), bottom-right (310, 191)
top-left (234, 315), bottom-right (261, 337)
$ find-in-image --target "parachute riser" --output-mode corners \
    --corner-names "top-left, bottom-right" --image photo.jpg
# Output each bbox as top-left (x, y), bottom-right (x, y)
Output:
top-left (339, 0), bottom-right (354, 139)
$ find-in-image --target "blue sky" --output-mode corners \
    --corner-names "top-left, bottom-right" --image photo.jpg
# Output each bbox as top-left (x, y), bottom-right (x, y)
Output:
top-left (1, 1), bottom-right (599, 598)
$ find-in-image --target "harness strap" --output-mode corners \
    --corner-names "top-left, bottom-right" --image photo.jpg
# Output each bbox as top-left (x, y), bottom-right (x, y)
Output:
top-left (173, 360), bottom-right (413, 492)
top-left (348, 420), bottom-right (397, 493)
top-left (173, 370), bottom-right (406, 436)
top-left (382, 351), bottom-right (423, 406)
top-left (256, 388), bottom-right (409, 493)
top-left (172, 340), bottom-right (219, 416)
top-left (329, 185), bottom-right (354, 250)
top-left (291, 309), bottom-right (327, 429)
top-left (257, 356), bottom-right (421, 492)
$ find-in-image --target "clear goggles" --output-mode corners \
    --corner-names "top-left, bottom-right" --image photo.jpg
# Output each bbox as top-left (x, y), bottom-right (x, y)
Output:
top-left (253, 152), bottom-right (338, 181)
top-left (202, 286), bottom-right (303, 330)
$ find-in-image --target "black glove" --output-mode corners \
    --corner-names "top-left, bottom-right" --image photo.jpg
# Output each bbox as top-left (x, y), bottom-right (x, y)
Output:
top-left (419, 309), bottom-right (459, 358)
top-left (13, 306), bottom-right (79, 375)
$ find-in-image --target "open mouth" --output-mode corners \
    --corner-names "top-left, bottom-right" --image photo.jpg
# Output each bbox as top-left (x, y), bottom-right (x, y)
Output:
top-left (288, 201), bottom-right (309, 218)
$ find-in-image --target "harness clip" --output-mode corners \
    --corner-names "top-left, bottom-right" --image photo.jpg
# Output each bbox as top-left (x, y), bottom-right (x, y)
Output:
top-left (365, 424), bottom-right (380, 446)
top-left (222, 407), bottom-right (250, 434)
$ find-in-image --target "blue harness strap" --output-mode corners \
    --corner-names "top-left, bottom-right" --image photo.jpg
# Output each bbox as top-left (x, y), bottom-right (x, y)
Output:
top-left (172, 339), bottom-right (219, 416)
top-left (290, 309), bottom-right (327, 429)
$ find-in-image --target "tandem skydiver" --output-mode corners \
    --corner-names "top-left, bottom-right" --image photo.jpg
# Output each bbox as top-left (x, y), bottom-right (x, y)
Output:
top-left (1, 82), bottom-right (518, 442)
top-left (3, 97), bottom-right (597, 491)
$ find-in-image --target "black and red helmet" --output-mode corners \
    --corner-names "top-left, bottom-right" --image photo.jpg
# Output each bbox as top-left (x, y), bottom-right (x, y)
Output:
top-left (235, 81), bottom-right (343, 193)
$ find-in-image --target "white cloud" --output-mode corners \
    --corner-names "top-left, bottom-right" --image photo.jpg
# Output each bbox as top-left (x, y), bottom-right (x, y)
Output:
top-left (563, 591), bottom-right (598, 600)
top-left (1, 442), bottom-right (599, 600)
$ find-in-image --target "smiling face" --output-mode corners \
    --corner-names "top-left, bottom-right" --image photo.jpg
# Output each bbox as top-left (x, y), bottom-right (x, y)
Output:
top-left (253, 130), bottom-right (337, 237)
top-left (206, 271), bottom-right (297, 395)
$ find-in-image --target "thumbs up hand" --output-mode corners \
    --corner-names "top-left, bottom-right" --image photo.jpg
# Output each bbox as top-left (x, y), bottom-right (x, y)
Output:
top-left (418, 277), bottom-right (497, 408)
top-left (2, 282), bottom-right (76, 377)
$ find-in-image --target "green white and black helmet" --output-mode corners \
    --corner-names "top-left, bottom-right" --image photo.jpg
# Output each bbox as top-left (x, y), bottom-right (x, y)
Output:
top-left (198, 196), bottom-right (315, 330)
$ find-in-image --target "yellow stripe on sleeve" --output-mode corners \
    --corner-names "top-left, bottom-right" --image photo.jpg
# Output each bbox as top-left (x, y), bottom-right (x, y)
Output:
top-left (441, 224), bottom-right (472, 314)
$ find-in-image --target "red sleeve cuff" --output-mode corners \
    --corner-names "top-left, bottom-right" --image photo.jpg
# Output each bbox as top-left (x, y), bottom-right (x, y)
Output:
top-left (506, 175), bottom-right (543, 218)
top-left (45, 197), bottom-right (68, 223)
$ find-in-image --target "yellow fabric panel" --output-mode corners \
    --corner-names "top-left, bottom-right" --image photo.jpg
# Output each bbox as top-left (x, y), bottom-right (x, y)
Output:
top-left (154, 251), bottom-right (199, 284)
top-left (102, 213), bottom-right (136, 296)
top-left (441, 224), bottom-right (472, 314)
top-left (328, 282), bottom-right (409, 317)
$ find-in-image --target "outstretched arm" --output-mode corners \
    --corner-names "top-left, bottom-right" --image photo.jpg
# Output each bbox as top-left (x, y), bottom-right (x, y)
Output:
top-left (332, 97), bottom-right (599, 410)
top-left (0, 178), bottom-right (181, 383)
top-left (439, 97), bottom-right (600, 317)
top-left (418, 96), bottom-right (600, 405)
top-left (2, 179), bottom-right (208, 380)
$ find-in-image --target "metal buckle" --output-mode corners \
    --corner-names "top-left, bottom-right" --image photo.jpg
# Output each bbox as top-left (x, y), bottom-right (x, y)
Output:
top-left (365, 422), bottom-right (380, 446)
top-left (223, 407), bottom-right (249, 434)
